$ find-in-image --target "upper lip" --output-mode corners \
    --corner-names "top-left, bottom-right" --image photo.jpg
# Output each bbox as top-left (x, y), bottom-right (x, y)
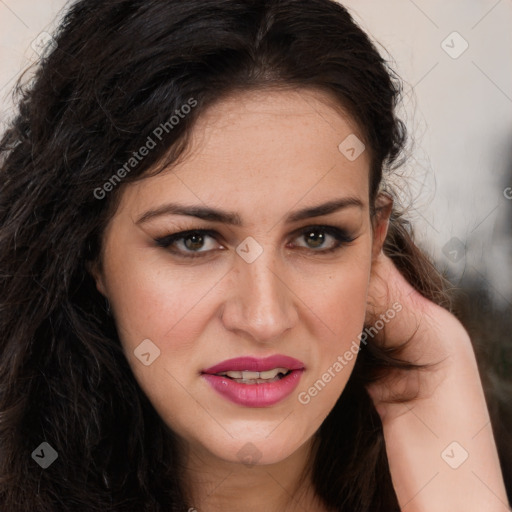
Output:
top-left (202, 355), bottom-right (305, 374)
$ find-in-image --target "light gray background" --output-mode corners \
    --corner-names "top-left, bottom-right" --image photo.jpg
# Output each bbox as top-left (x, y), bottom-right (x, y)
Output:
top-left (1, 0), bottom-right (511, 305)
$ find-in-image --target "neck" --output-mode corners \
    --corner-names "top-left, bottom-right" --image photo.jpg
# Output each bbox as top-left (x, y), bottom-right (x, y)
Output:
top-left (179, 436), bottom-right (329, 512)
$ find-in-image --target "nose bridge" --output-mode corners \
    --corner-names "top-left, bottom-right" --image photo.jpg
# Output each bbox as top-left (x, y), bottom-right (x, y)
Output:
top-left (245, 253), bottom-right (283, 309)
top-left (223, 246), bottom-right (297, 341)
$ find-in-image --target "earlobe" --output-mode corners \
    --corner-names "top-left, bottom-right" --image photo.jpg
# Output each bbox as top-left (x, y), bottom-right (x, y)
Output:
top-left (371, 192), bottom-right (393, 259)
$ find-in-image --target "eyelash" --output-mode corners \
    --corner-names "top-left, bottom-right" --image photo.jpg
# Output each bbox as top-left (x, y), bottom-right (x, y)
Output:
top-left (154, 225), bottom-right (356, 259)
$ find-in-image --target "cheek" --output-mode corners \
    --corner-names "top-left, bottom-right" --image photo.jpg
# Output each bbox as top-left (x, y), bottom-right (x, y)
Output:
top-left (101, 251), bottom-right (227, 430)
top-left (104, 249), bottom-right (225, 352)
top-left (317, 263), bottom-right (370, 333)
top-left (294, 255), bottom-right (371, 407)
top-left (301, 245), bottom-right (372, 345)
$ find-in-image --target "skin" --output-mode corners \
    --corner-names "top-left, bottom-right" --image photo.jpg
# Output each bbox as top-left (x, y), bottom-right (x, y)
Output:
top-left (366, 254), bottom-right (509, 511)
top-left (91, 88), bottom-right (387, 511)
top-left (90, 88), bottom-right (509, 511)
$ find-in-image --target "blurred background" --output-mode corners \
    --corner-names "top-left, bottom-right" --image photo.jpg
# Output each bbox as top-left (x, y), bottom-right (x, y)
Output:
top-left (1, 0), bottom-right (511, 504)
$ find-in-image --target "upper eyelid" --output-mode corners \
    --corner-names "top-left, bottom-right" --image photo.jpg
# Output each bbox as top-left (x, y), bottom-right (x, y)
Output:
top-left (159, 224), bottom-right (345, 239)
top-left (156, 225), bottom-right (351, 249)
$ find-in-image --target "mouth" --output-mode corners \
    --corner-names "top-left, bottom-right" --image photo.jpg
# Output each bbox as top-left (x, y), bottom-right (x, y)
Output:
top-left (201, 355), bottom-right (305, 407)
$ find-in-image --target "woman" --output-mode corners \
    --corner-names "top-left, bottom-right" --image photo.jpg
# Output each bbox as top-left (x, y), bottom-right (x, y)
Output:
top-left (0, 0), bottom-right (509, 510)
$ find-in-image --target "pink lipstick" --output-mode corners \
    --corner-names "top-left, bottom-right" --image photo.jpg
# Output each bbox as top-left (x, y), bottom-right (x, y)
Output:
top-left (201, 355), bottom-right (305, 407)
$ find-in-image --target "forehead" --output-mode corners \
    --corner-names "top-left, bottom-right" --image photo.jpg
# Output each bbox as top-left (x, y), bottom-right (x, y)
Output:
top-left (115, 88), bottom-right (371, 220)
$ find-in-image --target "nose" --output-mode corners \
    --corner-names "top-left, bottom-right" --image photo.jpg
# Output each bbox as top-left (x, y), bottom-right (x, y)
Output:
top-left (220, 251), bottom-right (298, 343)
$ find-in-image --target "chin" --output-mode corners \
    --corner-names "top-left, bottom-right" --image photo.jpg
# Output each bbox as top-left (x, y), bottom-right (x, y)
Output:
top-left (198, 425), bottom-right (313, 467)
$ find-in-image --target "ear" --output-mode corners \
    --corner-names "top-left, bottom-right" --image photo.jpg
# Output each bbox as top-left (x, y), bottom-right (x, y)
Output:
top-left (371, 192), bottom-right (393, 261)
top-left (85, 258), bottom-right (108, 297)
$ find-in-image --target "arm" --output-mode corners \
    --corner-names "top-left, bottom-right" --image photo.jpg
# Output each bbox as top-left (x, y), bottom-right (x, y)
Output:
top-left (366, 253), bottom-right (510, 512)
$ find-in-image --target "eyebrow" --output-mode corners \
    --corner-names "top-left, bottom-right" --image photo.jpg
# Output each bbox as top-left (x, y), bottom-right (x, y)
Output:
top-left (135, 197), bottom-right (364, 226)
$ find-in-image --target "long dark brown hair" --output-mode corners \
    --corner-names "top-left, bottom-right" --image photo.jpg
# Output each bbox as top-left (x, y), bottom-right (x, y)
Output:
top-left (0, 0), bottom-right (457, 510)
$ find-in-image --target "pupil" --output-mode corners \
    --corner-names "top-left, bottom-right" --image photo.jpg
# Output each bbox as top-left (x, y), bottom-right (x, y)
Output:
top-left (185, 234), bottom-right (204, 250)
top-left (306, 230), bottom-right (324, 248)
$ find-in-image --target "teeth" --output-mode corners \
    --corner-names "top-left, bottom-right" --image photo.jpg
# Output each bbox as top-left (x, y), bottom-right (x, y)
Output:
top-left (218, 367), bottom-right (289, 381)
top-left (239, 371), bottom-right (260, 380)
top-left (222, 371), bottom-right (244, 379)
top-left (259, 368), bottom-right (288, 379)
top-left (236, 377), bottom-right (280, 384)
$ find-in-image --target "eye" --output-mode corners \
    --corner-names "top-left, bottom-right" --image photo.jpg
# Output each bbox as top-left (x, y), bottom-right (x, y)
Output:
top-left (154, 230), bottom-right (223, 257)
top-left (289, 225), bottom-right (356, 253)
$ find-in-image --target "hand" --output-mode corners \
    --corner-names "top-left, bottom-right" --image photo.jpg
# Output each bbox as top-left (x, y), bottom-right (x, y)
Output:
top-left (364, 250), bottom-right (457, 420)
top-left (364, 249), bottom-right (510, 511)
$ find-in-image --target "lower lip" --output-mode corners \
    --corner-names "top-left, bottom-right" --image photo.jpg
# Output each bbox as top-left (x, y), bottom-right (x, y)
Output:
top-left (201, 370), bottom-right (304, 407)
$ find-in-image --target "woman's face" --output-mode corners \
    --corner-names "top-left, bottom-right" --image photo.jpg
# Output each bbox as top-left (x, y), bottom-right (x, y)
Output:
top-left (92, 88), bottom-right (387, 466)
